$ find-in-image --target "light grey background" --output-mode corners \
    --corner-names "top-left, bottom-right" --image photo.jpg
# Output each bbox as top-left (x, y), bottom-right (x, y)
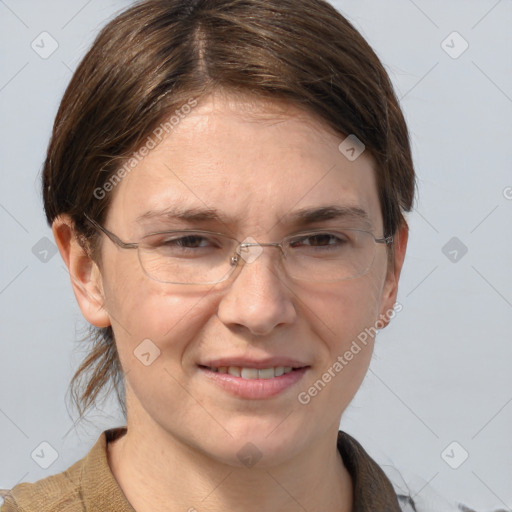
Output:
top-left (1, 0), bottom-right (511, 510)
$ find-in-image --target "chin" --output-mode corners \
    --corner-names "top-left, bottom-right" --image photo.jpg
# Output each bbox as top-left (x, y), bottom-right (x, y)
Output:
top-left (199, 416), bottom-right (314, 468)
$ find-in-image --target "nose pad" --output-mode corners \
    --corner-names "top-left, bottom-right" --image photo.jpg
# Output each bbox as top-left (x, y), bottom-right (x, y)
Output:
top-left (237, 237), bottom-right (264, 264)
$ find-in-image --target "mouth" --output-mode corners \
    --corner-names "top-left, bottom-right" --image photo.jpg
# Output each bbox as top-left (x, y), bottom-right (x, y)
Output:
top-left (197, 362), bottom-right (310, 399)
top-left (200, 365), bottom-right (303, 379)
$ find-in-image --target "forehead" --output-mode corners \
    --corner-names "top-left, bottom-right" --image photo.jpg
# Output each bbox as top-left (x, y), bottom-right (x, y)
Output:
top-left (109, 91), bottom-right (383, 234)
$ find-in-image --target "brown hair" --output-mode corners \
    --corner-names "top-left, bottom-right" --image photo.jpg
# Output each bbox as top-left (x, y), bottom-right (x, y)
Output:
top-left (42, 0), bottom-right (416, 416)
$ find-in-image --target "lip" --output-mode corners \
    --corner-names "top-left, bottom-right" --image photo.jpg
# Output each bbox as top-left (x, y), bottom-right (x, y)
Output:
top-left (200, 357), bottom-right (309, 369)
top-left (198, 364), bottom-right (310, 399)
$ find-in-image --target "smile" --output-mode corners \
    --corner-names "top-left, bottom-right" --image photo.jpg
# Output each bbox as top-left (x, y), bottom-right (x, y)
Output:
top-left (199, 365), bottom-right (309, 399)
top-left (205, 366), bottom-right (297, 379)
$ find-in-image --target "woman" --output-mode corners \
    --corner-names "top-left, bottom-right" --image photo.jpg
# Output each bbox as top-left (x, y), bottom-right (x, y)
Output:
top-left (1, 0), bottom-right (415, 510)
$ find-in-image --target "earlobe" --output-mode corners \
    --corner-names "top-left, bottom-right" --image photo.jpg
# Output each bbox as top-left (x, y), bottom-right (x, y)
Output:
top-left (52, 215), bottom-right (111, 328)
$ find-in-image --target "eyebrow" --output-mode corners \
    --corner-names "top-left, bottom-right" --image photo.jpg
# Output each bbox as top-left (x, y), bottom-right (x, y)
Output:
top-left (283, 205), bottom-right (373, 230)
top-left (136, 205), bottom-right (373, 230)
top-left (136, 206), bottom-right (224, 224)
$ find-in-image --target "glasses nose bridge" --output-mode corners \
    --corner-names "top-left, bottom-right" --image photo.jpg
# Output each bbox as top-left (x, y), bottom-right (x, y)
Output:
top-left (231, 239), bottom-right (285, 268)
top-left (240, 240), bottom-right (283, 249)
top-left (237, 239), bottom-right (285, 257)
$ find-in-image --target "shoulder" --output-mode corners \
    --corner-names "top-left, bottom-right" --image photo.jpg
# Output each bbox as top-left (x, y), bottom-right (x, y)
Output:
top-left (0, 456), bottom-right (86, 512)
top-left (0, 428), bottom-right (127, 512)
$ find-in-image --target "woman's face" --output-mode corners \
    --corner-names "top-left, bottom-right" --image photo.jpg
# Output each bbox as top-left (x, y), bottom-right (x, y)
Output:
top-left (81, 91), bottom-right (406, 466)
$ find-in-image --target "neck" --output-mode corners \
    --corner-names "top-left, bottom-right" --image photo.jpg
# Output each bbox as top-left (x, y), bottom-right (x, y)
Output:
top-left (108, 405), bottom-right (353, 512)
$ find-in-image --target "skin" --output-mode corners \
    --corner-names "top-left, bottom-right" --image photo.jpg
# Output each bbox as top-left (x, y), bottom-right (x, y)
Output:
top-left (53, 90), bottom-right (408, 512)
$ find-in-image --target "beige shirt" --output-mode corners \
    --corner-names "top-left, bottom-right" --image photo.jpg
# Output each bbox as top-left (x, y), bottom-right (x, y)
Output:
top-left (1, 428), bottom-right (402, 511)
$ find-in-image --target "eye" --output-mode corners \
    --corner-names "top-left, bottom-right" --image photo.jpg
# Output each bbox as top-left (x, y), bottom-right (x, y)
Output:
top-left (289, 232), bottom-right (349, 249)
top-left (143, 232), bottom-right (226, 255)
top-left (298, 233), bottom-right (342, 247)
top-left (164, 234), bottom-right (211, 248)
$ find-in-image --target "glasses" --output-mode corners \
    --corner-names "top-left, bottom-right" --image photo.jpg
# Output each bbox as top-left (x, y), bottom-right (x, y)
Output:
top-left (84, 213), bottom-right (393, 285)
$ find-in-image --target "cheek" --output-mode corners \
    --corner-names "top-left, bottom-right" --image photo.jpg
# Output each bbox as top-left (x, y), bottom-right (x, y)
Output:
top-left (100, 249), bottom-right (218, 367)
top-left (104, 279), bottom-right (222, 417)
top-left (296, 275), bottom-right (385, 405)
top-left (302, 271), bottom-right (385, 349)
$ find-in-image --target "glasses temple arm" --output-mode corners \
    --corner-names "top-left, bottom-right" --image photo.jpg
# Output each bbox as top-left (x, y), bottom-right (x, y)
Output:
top-left (83, 213), bottom-right (138, 249)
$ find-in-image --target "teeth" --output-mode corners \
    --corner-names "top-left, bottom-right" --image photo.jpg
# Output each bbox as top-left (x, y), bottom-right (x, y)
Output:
top-left (209, 366), bottom-right (296, 379)
top-left (241, 368), bottom-right (259, 379)
top-left (258, 368), bottom-right (275, 379)
top-left (228, 366), bottom-right (241, 377)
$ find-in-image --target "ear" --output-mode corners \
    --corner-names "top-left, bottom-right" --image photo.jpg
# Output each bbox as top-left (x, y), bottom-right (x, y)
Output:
top-left (52, 214), bottom-right (111, 328)
top-left (377, 221), bottom-right (409, 328)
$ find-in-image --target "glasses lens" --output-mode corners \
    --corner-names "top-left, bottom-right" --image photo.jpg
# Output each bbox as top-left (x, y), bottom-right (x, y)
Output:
top-left (283, 229), bottom-right (377, 282)
top-left (138, 231), bottom-right (236, 284)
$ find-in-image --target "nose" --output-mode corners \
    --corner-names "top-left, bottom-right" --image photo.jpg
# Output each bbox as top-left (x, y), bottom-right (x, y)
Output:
top-left (217, 248), bottom-right (297, 336)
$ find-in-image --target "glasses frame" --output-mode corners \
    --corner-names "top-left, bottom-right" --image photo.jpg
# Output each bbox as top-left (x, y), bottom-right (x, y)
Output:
top-left (83, 213), bottom-right (394, 284)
